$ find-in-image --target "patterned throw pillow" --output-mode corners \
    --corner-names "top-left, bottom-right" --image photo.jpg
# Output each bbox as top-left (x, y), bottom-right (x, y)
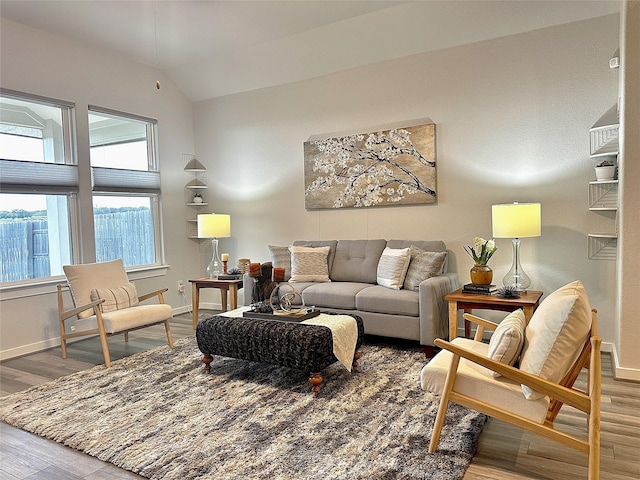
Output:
top-left (403, 246), bottom-right (447, 291)
top-left (289, 245), bottom-right (331, 282)
top-left (90, 283), bottom-right (140, 313)
top-left (268, 245), bottom-right (292, 281)
top-left (487, 309), bottom-right (526, 378)
top-left (376, 247), bottom-right (411, 290)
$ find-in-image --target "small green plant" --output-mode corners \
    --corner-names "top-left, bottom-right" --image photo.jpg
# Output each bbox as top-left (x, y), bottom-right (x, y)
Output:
top-left (596, 160), bottom-right (615, 167)
top-left (464, 237), bottom-right (497, 265)
top-left (192, 192), bottom-right (202, 198)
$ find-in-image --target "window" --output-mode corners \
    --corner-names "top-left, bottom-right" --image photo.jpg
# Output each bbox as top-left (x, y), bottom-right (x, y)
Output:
top-left (0, 91), bottom-right (75, 283)
top-left (89, 108), bottom-right (162, 267)
top-left (0, 92), bottom-right (164, 286)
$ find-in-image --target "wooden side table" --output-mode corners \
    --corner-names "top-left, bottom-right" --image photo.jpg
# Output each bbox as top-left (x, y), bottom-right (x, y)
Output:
top-left (445, 288), bottom-right (543, 340)
top-left (189, 278), bottom-right (244, 329)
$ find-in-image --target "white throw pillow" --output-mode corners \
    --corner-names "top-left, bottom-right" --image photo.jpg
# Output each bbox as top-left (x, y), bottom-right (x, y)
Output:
top-left (268, 245), bottom-right (292, 281)
top-left (289, 245), bottom-right (331, 282)
top-left (376, 247), bottom-right (411, 290)
top-left (403, 246), bottom-right (447, 291)
top-left (90, 282), bottom-right (139, 313)
top-left (487, 309), bottom-right (526, 378)
top-left (519, 280), bottom-right (592, 400)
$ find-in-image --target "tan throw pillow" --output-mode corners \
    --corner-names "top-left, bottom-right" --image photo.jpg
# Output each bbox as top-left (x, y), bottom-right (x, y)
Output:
top-left (90, 283), bottom-right (140, 313)
top-left (377, 247), bottom-right (411, 290)
top-left (268, 245), bottom-right (292, 281)
top-left (487, 309), bottom-right (526, 378)
top-left (519, 280), bottom-right (592, 400)
top-left (289, 245), bottom-right (331, 282)
top-left (403, 246), bottom-right (447, 291)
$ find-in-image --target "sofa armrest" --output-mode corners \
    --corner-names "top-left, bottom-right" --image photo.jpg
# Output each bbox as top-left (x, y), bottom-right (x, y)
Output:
top-left (418, 273), bottom-right (459, 345)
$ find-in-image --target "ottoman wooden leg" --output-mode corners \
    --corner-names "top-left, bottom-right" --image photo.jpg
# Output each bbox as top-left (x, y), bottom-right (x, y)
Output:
top-left (202, 354), bottom-right (213, 373)
top-left (309, 372), bottom-right (323, 396)
top-left (353, 351), bottom-right (361, 369)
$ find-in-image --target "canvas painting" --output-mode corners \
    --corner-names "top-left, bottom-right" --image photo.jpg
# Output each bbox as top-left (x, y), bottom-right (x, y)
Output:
top-left (304, 123), bottom-right (436, 209)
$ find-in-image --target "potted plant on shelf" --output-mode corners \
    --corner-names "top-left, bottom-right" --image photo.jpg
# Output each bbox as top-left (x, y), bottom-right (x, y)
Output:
top-left (192, 192), bottom-right (203, 204)
top-left (595, 159), bottom-right (616, 182)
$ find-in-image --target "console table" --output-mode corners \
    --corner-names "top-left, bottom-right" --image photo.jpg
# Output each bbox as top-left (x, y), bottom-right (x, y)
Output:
top-left (445, 288), bottom-right (543, 340)
top-left (189, 277), bottom-right (243, 328)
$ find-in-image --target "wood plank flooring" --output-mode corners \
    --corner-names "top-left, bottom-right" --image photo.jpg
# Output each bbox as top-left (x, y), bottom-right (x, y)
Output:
top-left (1, 312), bottom-right (638, 479)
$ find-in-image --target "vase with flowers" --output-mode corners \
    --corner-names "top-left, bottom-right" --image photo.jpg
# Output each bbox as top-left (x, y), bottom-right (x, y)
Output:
top-left (464, 237), bottom-right (497, 285)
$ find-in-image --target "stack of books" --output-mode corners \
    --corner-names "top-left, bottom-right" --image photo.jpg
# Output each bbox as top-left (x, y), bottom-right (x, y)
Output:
top-left (462, 283), bottom-right (497, 294)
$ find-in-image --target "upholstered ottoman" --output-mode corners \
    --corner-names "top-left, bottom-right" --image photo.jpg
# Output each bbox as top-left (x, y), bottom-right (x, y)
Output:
top-left (196, 313), bottom-right (364, 395)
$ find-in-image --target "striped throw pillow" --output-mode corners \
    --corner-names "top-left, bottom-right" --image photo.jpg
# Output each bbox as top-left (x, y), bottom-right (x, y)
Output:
top-left (90, 282), bottom-right (140, 313)
top-left (377, 247), bottom-right (411, 290)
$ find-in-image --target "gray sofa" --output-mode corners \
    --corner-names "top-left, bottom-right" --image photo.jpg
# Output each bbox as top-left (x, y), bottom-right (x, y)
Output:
top-left (243, 239), bottom-right (459, 348)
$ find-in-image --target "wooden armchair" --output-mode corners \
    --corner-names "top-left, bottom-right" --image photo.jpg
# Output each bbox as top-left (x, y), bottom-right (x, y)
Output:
top-left (421, 281), bottom-right (601, 479)
top-left (58, 258), bottom-right (174, 367)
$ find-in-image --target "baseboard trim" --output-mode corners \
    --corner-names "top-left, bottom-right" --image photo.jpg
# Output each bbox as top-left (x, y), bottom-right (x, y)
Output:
top-left (609, 342), bottom-right (640, 382)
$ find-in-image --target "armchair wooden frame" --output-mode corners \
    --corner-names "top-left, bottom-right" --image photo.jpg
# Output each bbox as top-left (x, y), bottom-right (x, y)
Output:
top-left (57, 284), bottom-right (174, 368)
top-left (429, 310), bottom-right (601, 479)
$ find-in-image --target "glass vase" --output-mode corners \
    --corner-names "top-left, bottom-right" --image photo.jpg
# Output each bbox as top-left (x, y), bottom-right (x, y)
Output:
top-left (470, 264), bottom-right (493, 286)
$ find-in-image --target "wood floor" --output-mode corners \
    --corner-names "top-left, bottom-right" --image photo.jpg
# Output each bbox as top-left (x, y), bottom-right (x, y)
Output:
top-left (1, 312), bottom-right (638, 480)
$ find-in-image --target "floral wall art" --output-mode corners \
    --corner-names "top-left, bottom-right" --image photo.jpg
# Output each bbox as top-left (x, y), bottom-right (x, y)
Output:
top-left (303, 123), bottom-right (436, 209)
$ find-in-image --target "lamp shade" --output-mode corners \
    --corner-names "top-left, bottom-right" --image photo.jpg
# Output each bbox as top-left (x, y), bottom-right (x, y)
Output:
top-left (492, 203), bottom-right (541, 238)
top-left (197, 214), bottom-right (231, 238)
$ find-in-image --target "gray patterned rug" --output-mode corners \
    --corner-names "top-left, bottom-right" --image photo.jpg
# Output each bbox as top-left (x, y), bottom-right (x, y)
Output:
top-left (0, 337), bottom-right (486, 480)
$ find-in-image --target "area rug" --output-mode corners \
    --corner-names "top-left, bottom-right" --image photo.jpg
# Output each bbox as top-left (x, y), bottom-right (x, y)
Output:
top-left (0, 337), bottom-right (486, 480)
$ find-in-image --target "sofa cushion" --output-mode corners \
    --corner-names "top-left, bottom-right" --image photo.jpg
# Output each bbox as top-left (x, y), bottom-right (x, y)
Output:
top-left (387, 240), bottom-right (448, 273)
top-left (330, 239), bottom-right (387, 283)
top-left (301, 282), bottom-right (371, 310)
top-left (403, 247), bottom-right (448, 291)
top-left (519, 280), bottom-right (592, 400)
top-left (293, 240), bottom-right (338, 273)
top-left (289, 245), bottom-right (331, 282)
top-left (90, 282), bottom-right (140, 313)
top-left (356, 285), bottom-right (420, 317)
top-left (268, 245), bottom-right (292, 281)
top-left (487, 309), bottom-right (526, 378)
top-left (377, 247), bottom-right (411, 290)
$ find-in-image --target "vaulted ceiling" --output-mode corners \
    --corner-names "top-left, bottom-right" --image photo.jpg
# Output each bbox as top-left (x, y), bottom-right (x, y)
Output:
top-left (0, 1), bottom-right (620, 101)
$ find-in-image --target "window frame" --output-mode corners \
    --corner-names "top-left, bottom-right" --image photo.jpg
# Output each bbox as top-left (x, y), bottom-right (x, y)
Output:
top-left (88, 106), bottom-right (164, 268)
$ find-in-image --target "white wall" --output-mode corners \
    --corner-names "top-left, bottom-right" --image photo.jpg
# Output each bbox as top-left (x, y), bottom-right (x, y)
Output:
top-left (0, 19), bottom-right (199, 358)
top-left (194, 15), bottom-right (622, 344)
top-left (615, 1), bottom-right (640, 380)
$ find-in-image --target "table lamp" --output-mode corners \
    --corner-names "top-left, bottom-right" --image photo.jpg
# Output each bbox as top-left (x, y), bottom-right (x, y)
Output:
top-left (492, 202), bottom-right (541, 291)
top-left (197, 214), bottom-right (231, 278)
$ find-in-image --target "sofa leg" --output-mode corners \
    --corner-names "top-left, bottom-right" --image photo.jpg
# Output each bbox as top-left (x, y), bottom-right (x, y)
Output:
top-left (423, 345), bottom-right (436, 359)
top-left (202, 354), bottom-right (213, 373)
top-left (309, 372), bottom-right (323, 396)
top-left (352, 351), bottom-right (361, 369)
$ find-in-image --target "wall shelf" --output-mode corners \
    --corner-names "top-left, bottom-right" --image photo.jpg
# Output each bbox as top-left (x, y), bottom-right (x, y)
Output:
top-left (589, 105), bottom-right (619, 157)
top-left (588, 180), bottom-right (618, 210)
top-left (588, 234), bottom-right (617, 260)
top-left (184, 154), bottom-right (208, 239)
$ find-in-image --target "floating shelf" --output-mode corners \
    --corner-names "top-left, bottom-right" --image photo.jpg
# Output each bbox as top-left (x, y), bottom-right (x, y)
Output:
top-left (588, 180), bottom-right (618, 210)
top-left (186, 202), bottom-right (208, 207)
top-left (187, 219), bottom-right (199, 239)
top-left (588, 234), bottom-right (617, 260)
top-left (589, 105), bottom-right (619, 157)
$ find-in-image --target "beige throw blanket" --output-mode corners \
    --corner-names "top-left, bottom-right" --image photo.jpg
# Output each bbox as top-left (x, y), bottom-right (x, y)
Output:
top-left (302, 314), bottom-right (358, 372)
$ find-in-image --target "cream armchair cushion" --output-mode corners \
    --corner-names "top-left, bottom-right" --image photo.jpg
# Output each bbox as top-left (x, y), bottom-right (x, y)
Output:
top-left (519, 280), bottom-right (592, 399)
top-left (420, 337), bottom-right (550, 423)
top-left (64, 259), bottom-right (130, 318)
